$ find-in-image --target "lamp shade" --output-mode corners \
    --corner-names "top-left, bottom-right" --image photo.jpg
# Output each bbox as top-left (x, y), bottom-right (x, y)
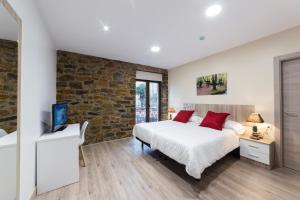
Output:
top-left (168, 107), bottom-right (176, 113)
top-left (247, 113), bottom-right (264, 123)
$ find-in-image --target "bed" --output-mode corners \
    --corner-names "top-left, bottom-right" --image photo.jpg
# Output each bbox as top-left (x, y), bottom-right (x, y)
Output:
top-left (133, 103), bottom-right (254, 179)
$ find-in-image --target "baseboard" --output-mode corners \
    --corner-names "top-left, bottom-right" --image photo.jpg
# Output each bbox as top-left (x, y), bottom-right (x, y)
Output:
top-left (29, 187), bottom-right (36, 200)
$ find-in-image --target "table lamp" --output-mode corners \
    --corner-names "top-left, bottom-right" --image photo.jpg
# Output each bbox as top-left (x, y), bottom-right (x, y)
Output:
top-left (246, 113), bottom-right (264, 140)
top-left (168, 107), bottom-right (176, 120)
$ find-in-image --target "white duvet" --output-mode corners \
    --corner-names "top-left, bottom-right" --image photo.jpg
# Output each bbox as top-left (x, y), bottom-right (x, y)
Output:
top-left (133, 120), bottom-right (239, 179)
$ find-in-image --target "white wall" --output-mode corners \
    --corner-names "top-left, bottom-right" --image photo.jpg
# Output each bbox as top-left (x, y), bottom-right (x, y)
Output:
top-left (7, 0), bottom-right (56, 199)
top-left (169, 26), bottom-right (300, 128)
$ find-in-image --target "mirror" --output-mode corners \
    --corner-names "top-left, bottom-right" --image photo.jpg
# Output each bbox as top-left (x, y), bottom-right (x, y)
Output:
top-left (0, 1), bottom-right (19, 200)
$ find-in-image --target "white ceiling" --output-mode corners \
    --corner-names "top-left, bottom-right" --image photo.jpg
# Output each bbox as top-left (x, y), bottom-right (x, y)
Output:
top-left (0, 4), bottom-right (18, 41)
top-left (35, 0), bottom-right (300, 69)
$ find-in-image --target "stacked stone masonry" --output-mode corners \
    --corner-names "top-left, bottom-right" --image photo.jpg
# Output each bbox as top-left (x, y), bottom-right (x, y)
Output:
top-left (0, 39), bottom-right (18, 134)
top-left (57, 51), bottom-right (168, 144)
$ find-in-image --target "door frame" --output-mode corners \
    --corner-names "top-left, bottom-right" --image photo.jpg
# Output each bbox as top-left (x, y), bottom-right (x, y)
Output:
top-left (274, 51), bottom-right (300, 168)
top-left (1, 0), bottom-right (22, 199)
top-left (136, 79), bottom-right (161, 122)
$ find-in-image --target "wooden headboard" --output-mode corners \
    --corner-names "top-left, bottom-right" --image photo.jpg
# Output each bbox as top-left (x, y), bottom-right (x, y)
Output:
top-left (183, 103), bottom-right (255, 122)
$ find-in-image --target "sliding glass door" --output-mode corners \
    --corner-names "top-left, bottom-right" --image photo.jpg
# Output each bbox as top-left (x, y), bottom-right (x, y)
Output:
top-left (136, 80), bottom-right (160, 123)
top-left (149, 82), bottom-right (159, 122)
top-left (136, 81), bottom-right (147, 123)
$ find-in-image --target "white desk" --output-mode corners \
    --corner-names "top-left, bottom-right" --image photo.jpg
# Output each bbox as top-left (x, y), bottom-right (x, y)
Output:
top-left (37, 124), bottom-right (80, 195)
top-left (0, 131), bottom-right (17, 200)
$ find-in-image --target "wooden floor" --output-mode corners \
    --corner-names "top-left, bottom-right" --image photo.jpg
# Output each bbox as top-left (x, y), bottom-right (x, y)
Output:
top-left (36, 137), bottom-right (300, 200)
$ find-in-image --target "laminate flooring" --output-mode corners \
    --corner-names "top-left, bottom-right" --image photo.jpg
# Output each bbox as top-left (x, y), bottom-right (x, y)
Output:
top-left (35, 137), bottom-right (300, 200)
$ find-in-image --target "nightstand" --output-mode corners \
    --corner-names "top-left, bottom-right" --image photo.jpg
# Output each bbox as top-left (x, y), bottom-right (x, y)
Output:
top-left (239, 132), bottom-right (275, 169)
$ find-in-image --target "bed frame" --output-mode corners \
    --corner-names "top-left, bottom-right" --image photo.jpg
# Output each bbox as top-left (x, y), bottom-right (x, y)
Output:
top-left (182, 103), bottom-right (255, 122)
top-left (136, 136), bottom-right (240, 157)
top-left (135, 104), bottom-right (255, 176)
top-left (136, 136), bottom-right (150, 149)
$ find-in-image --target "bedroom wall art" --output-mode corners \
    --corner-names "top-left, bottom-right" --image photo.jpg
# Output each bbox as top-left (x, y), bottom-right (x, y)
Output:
top-left (196, 72), bottom-right (227, 95)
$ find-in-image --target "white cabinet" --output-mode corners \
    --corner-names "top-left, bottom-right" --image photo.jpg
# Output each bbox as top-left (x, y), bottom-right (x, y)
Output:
top-left (36, 124), bottom-right (80, 195)
top-left (0, 131), bottom-right (16, 200)
top-left (240, 139), bottom-right (270, 165)
top-left (239, 134), bottom-right (274, 169)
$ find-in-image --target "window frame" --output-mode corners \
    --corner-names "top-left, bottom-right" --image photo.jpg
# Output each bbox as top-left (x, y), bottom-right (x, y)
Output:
top-left (136, 79), bottom-right (161, 123)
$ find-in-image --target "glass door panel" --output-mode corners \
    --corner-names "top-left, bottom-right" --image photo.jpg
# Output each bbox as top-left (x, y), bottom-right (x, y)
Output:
top-left (135, 81), bottom-right (147, 123)
top-left (149, 82), bottom-right (159, 122)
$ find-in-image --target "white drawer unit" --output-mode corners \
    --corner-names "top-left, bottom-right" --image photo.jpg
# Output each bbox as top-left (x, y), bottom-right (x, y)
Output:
top-left (240, 139), bottom-right (269, 154)
top-left (240, 141), bottom-right (270, 165)
top-left (239, 135), bottom-right (274, 169)
top-left (37, 124), bottom-right (80, 195)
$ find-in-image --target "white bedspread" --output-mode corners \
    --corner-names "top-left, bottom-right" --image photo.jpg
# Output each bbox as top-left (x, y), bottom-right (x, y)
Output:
top-left (133, 120), bottom-right (239, 179)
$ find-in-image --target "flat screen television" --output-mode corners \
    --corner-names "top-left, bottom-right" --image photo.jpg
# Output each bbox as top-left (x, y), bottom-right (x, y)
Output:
top-left (52, 103), bottom-right (68, 132)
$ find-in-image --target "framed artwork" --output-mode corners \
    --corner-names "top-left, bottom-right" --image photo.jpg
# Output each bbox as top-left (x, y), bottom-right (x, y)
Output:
top-left (196, 73), bottom-right (227, 95)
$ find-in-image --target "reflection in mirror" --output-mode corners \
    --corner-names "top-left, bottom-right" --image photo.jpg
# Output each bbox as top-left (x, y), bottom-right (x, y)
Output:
top-left (0, 2), bottom-right (19, 200)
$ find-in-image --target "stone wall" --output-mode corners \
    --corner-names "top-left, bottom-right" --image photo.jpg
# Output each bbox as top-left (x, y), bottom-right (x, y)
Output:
top-left (0, 39), bottom-right (18, 133)
top-left (57, 51), bottom-right (168, 144)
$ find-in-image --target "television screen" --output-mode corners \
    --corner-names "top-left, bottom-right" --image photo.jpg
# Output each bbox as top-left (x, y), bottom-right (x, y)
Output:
top-left (52, 103), bottom-right (68, 132)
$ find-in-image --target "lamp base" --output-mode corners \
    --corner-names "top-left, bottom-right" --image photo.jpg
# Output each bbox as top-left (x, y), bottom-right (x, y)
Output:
top-left (250, 132), bottom-right (263, 140)
top-left (250, 135), bottom-right (260, 140)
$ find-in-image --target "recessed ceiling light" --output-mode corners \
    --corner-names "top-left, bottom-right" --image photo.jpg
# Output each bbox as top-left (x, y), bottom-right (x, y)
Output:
top-left (199, 36), bottom-right (206, 41)
top-left (206, 4), bottom-right (222, 17)
top-left (103, 25), bottom-right (110, 31)
top-left (151, 46), bottom-right (160, 53)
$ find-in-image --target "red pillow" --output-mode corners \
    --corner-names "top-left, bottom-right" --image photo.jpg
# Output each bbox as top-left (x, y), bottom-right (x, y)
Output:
top-left (200, 111), bottom-right (230, 130)
top-left (173, 110), bottom-right (194, 123)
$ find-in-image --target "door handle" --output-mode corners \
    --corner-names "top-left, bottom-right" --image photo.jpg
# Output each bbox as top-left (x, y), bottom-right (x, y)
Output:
top-left (248, 145), bottom-right (259, 149)
top-left (248, 154), bottom-right (259, 159)
top-left (284, 112), bottom-right (298, 117)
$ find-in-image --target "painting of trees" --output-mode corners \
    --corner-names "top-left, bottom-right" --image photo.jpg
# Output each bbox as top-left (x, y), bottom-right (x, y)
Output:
top-left (196, 73), bottom-right (227, 95)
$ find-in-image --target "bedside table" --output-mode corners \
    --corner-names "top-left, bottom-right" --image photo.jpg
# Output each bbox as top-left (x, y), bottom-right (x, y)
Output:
top-left (239, 132), bottom-right (275, 169)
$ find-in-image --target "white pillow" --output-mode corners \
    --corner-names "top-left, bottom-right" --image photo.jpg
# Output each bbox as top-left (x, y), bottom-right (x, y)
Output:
top-left (189, 115), bottom-right (203, 125)
top-left (224, 120), bottom-right (246, 135)
top-left (171, 112), bottom-right (202, 124)
top-left (170, 112), bottom-right (178, 119)
top-left (0, 129), bottom-right (7, 137)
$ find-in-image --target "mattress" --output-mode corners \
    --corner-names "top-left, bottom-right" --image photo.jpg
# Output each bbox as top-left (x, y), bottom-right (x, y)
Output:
top-left (133, 120), bottom-right (239, 179)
